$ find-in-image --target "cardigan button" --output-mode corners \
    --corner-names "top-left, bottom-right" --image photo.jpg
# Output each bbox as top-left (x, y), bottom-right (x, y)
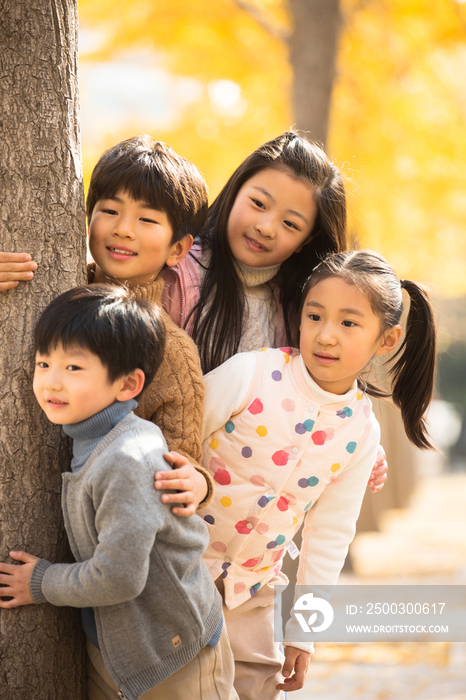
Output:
top-left (246, 522), bottom-right (254, 529)
top-left (267, 489), bottom-right (275, 496)
top-left (308, 405), bottom-right (316, 413)
top-left (224, 556), bottom-right (231, 563)
top-left (292, 446), bottom-right (299, 454)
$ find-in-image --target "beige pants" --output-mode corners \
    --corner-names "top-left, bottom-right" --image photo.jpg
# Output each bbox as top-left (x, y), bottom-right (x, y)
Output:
top-left (86, 627), bottom-right (239, 700)
top-left (217, 572), bottom-right (288, 700)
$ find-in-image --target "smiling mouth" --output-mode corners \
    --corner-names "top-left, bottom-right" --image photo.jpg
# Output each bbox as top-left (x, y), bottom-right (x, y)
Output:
top-left (47, 399), bottom-right (68, 407)
top-left (314, 353), bottom-right (338, 365)
top-left (245, 236), bottom-right (268, 252)
top-left (107, 247), bottom-right (137, 256)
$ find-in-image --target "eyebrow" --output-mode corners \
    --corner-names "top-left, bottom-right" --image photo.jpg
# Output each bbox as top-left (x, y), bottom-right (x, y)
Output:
top-left (108, 195), bottom-right (159, 211)
top-left (251, 186), bottom-right (310, 224)
top-left (305, 300), bottom-right (365, 318)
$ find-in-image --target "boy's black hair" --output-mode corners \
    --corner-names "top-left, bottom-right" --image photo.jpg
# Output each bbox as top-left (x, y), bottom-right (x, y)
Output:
top-left (34, 284), bottom-right (165, 396)
top-left (86, 135), bottom-right (208, 243)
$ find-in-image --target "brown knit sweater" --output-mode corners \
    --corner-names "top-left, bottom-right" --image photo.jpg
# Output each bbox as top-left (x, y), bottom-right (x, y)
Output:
top-left (87, 264), bottom-right (214, 508)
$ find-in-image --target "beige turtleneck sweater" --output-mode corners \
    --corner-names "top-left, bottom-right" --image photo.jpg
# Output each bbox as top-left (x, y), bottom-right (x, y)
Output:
top-left (234, 260), bottom-right (281, 353)
top-left (88, 264), bottom-right (214, 508)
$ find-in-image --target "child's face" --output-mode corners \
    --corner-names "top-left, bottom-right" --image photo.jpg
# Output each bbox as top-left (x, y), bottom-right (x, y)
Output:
top-left (300, 277), bottom-right (389, 395)
top-left (33, 343), bottom-right (127, 425)
top-left (88, 190), bottom-right (178, 287)
top-left (227, 168), bottom-right (317, 268)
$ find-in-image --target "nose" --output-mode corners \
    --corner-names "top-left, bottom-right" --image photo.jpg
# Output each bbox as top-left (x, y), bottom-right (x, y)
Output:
top-left (44, 368), bottom-right (63, 391)
top-left (317, 322), bottom-right (337, 346)
top-left (255, 214), bottom-right (275, 239)
top-left (112, 215), bottom-right (135, 239)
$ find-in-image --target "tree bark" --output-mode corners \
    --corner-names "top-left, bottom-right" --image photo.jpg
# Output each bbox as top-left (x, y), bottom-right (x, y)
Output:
top-left (0, 1), bottom-right (87, 697)
top-left (288, 0), bottom-right (341, 145)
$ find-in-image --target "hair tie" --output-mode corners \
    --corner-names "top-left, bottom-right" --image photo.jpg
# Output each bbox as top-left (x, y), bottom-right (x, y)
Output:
top-left (400, 279), bottom-right (405, 288)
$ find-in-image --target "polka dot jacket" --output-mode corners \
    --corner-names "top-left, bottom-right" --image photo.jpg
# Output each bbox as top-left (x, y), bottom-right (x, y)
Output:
top-left (200, 348), bottom-right (380, 610)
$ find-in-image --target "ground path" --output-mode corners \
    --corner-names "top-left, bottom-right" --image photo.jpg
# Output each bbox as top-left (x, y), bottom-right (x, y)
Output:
top-left (292, 472), bottom-right (466, 699)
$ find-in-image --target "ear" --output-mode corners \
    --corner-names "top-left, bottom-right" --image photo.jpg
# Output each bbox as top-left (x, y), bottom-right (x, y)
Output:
top-left (165, 234), bottom-right (193, 268)
top-left (294, 232), bottom-right (314, 255)
top-left (115, 368), bottom-right (145, 401)
top-left (375, 325), bottom-right (402, 356)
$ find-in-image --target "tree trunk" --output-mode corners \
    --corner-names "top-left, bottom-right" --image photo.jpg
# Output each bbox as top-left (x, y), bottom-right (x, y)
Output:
top-left (288, 0), bottom-right (341, 145)
top-left (0, 1), bottom-right (87, 697)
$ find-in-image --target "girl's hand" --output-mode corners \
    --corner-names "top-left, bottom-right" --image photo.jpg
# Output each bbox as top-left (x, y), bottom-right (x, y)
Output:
top-left (0, 551), bottom-right (39, 607)
top-left (0, 252), bottom-right (37, 292)
top-left (154, 452), bottom-right (209, 517)
top-left (276, 646), bottom-right (311, 692)
top-left (368, 444), bottom-right (388, 493)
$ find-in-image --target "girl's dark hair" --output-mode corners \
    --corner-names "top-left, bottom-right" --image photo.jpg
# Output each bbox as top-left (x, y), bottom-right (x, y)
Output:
top-left (86, 135), bottom-right (208, 243)
top-left (188, 131), bottom-right (347, 373)
top-left (34, 284), bottom-right (165, 396)
top-left (301, 250), bottom-right (437, 450)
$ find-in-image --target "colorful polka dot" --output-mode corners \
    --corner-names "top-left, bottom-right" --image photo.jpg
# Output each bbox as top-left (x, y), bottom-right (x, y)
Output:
top-left (242, 446), bottom-right (253, 458)
top-left (312, 430), bottom-right (327, 445)
top-left (283, 353), bottom-right (290, 363)
top-left (211, 541), bottom-right (226, 552)
top-left (220, 496), bottom-right (232, 507)
top-left (364, 404), bottom-right (371, 418)
top-left (266, 540), bottom-right (277, 549)
top-left (346, 441), bottom-right (357, 454)
top-left (248, 398), bottom-right (264, 415)
top-left (272, 450), bottom-right (289, 466)
top-left (331, 463), bottom-right (341, 473)
top-left (213, 468), bottom-right (231, 486)
top-left (273, 548), bottom-right (284, 562)
top-left (242, 558), bottom-right (260, 568)
top-left (272, 370), bottom-right (282, 381)
top-left (250, 475), bottom-right (266, 487)
top-left (277, 496), bottom-right (290, 512)
top-left (337, 407), bottom-right (353, 419)
top-left (256, 522), bottom-right (270, 534)
top-left (234, 582), bottom-right (246, 594)
top-left (256, 425), bottom-right (268, 437)
top-left (356, 392), bottom-right (364, 400)
top-left (295, 419), bottom-right (314, 434)
top-left (204, 515), bottom-right (215, 525)
top-left (235, 519), bottom-right (254, 534)
top-left (258, 495), bottom-right (269, 508)
top-left (221, 562), bottom-right (231, 578)
top-left (250, 583), bottom-right (261, 596)
top-left (225, 421), bottom-right (235, 433)
top-left (281, 399), bottom-right (295, 412)
top-left (280, 347), bottom-right (293, 354)
top-left (298, 476), bottom-right (319, 488)
top-left (210, 438), bottom-right (219, 449)
top-left (304, 501), bottom-right (313, 511)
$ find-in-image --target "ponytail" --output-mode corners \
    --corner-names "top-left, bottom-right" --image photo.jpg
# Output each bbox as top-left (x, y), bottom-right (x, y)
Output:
top-left (389, 280), bottom-right (436, 450)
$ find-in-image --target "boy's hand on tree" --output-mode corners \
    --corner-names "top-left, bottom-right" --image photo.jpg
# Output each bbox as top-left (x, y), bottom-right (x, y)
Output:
top-left (154, 452), bottom-right (208, 517)
top-left (276, 645), bottom-right (311, 692)
top-left (0, 252), bottom-right (37, 291)
top-left (0, 551), bottom-right (39, 607)
top-left (368, 444), bottom-right (388, 493)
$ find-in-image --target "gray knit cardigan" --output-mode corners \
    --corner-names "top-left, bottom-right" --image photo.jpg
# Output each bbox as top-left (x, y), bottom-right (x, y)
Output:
top-left (30, 413), bottom-right (222, 700)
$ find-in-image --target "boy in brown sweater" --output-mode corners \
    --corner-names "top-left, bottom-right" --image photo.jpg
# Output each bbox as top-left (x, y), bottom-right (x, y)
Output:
top-left (2, 135), bottom-right (213, 511)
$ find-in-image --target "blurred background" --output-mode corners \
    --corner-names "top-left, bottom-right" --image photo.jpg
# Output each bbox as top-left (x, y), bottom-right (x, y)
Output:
top-left (77, 2), bottom-right (466, 696)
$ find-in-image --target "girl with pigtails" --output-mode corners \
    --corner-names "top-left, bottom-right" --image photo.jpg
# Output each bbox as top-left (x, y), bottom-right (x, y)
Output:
top-left (193, 250), bottom-right (436, 699)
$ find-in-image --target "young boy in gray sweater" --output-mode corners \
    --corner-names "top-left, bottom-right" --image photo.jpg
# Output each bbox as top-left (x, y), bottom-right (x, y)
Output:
top-left (0, 284), bottom-right (237, 700)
